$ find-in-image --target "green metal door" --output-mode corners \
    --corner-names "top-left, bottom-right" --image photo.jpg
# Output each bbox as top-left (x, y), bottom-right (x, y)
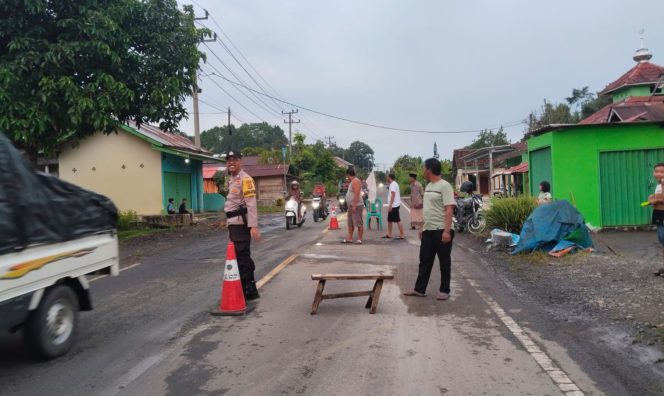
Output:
top-left (599, 148), bottom-right (664, 226)
top-left (164, 172), bottom-right (192, 211)
top-left (530, 147), bottom-right (552, 196)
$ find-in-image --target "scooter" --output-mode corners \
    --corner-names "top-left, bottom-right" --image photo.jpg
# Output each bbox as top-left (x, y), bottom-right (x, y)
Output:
top-left (285, 196), bottom-right (306, 230)
top-left (312, 196), bottom-right (329, 223)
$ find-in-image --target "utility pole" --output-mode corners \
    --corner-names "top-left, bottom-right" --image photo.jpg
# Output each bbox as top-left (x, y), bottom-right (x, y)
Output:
top-left (192, 9), bottom-right (216, 147)
top-left (282, 109), bottom-right (300, 157)
top-left (324, 136), bottom-right (335, 148)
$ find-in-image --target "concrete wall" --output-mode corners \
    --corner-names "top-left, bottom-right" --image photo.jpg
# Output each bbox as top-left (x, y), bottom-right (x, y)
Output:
top-left (612, 86), bottom-right (652, 102)
top-left (59, 130), bottom-right (163, 215)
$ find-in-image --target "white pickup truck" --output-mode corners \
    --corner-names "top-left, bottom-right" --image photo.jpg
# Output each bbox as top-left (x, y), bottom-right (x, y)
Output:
top-left (0, 233), bottom-right (119, 359)
top-left (0, 132), bottom-right (120, 360)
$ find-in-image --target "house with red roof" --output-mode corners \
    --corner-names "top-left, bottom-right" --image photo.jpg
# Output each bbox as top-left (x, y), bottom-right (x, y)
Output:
top-left (58, 122), bottom-right (222, 215)
top-left (527, 46), bottom-right (664, 227)
top-left (203, 156), bottom-right (295, 206)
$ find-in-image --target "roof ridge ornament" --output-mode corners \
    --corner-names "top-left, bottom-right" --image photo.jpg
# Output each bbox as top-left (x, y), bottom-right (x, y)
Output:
top-left (634, 28), bottom-right (653, 63)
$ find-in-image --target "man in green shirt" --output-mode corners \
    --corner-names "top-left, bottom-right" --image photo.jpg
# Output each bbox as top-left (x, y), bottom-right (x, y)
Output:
top-left (404, 158), bottom-right (456, 300)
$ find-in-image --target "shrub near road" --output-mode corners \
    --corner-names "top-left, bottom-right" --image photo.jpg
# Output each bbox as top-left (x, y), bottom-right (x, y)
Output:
top-left (485, 196), bottom-right (538, 234)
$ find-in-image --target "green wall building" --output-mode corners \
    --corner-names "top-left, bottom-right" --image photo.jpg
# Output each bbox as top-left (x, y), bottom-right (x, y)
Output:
top-left (527, 47), bottom-right (664, 228)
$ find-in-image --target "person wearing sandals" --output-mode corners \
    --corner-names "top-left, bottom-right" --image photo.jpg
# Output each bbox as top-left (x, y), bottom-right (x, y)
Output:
top-left (342, 167), bottom-right (364, 244)
top-left (404, 158), bottom-right (456, 300)
top-left (409, 173), bottom-right (424, 230)
top-left (383, 173), bottom-right (405, 239)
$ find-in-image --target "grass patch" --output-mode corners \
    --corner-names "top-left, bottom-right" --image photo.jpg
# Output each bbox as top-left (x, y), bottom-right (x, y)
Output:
top-left (118, 228), bottom-right (168, 241)
top-left (258, 205), bottom-right (283, 214)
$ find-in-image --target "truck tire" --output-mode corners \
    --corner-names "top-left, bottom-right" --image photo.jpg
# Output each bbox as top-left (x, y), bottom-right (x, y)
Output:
top-left (25, 285), bottom-right (79, 360)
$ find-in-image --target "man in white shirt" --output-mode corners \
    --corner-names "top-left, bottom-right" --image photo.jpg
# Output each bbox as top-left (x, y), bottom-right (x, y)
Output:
top-left (383, 173), bottom-right (404, 239)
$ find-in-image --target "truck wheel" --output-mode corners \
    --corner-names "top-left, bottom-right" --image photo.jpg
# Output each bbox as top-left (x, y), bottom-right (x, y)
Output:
top-left (25, 285), bottom-right (79, 360)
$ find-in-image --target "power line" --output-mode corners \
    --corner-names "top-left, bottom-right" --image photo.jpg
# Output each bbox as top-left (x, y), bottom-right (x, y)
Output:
top-left (189, 4), bottom-right (326, 139)
top-left (201, 43), bottom-right (284, 121)
top-left (199, 66), bottom-right (268, 122)
top-left (206, 72), bottom-right (526, 134)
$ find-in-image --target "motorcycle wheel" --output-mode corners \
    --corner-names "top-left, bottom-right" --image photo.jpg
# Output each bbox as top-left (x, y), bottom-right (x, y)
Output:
top-left (286, 217), bottom-right (291, 230)
top-left (468, 215), bottom-right (486, 235)
top-left (313, 211), bottom-right (319, 223)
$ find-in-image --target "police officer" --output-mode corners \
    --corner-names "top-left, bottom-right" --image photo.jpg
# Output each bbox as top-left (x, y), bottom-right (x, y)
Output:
top-left (224, 151), bottom-right (261, 300)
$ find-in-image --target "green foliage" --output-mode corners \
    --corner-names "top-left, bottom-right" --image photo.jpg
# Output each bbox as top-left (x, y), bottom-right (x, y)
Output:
top-left (485, 196), bottom-right (537, 234)
top-left (0, 0), bottom-right (208, 158)
top-left (465, 127), bottom-right (510, 149)
top-left (346, 141), bottom-right (375, 173)
top-left (200, 122), bottom-right (287, 154)
top-left (117, 210), bottom-right (138, 231)
top-left (374, 171), bottom-right (387, 184)
top-left (581, 94), bottom-right (611, 119)
top-left (392, 155), bottom-right (424, 195)
top-left (291, 137), bottom-right (344, 195)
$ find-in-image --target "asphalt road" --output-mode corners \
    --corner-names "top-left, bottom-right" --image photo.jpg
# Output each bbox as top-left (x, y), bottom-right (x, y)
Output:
top-left (2, 200), bottom-right (663, 395)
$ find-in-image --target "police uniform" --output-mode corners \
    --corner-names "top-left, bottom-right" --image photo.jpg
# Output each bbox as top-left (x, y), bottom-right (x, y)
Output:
top-left (224, 152), bottom-right (260, 300)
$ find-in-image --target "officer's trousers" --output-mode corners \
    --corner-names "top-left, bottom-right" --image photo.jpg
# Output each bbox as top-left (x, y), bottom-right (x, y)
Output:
top-left (228, 225), bottom-right (256, 288)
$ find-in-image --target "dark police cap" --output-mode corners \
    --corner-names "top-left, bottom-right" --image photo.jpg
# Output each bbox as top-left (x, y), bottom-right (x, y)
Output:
top-left (225, 150), bottom-right (242, 159)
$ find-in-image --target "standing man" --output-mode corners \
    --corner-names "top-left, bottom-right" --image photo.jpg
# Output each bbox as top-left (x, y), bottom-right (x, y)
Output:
top-left (409, 173), bottom-right (424, 230)
top-left (342, 167), bottom-right (364, 244)
top-left (224, 151), bottom-right (261, 301)
top-left (383, 173), bottom-right (404, 239)
top-left (404, 158), bottom-right (456, 300)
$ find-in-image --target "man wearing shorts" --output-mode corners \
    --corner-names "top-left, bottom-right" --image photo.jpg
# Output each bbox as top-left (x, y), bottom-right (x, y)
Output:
top-left (343, 167), bottom-right (364, 244)
top-left (384, 173), bottom-right (405, 239)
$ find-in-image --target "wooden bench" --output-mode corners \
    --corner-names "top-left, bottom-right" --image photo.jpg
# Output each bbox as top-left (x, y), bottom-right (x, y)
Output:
top-left (310, 272), bottom-right (394, 315)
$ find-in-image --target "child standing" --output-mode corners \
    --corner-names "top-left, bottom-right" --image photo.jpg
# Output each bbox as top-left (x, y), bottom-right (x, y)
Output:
top-left (649, 163), bottom-right (664, 276)
top-left (537, 181), bottom-right (552, 205)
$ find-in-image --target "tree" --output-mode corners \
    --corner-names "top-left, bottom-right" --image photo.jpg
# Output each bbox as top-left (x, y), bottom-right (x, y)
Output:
top-left (199, 122), bottom-right (287, 154)
top-left (289, 133), bottom-right (344, 195)
top-left (346, 141), bottom-right (375, 172)
top-left (392, 155), bottom-right (424, 194)
top-left (581, 94), bottom-right (611, 119)
top-left (530, 100), bottom-right (578, 130)
top-left (465, 127), bottom-right (510, 149)
top-left (0, 0), bottom-right (209, 160)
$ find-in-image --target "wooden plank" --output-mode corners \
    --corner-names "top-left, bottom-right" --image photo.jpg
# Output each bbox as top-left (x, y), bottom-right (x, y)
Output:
top-left (311, 273), bottom-right (394, 281)
top-left (365, 279), bottom-right (379, 309)
top-left (310, 280), bottom-right (326, 315)
top-left (320, 290), bottom-right (372, 300)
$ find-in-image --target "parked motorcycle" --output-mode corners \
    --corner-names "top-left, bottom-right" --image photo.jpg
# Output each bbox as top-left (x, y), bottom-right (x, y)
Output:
top-left (312, 196), bottom-right (329, 222)
top-left (453, 194), bottom-right (486, 234)
top-left (285, 196), bottom-right (306, 229)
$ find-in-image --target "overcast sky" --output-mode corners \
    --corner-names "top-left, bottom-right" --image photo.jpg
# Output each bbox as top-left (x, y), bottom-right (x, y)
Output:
top-left (177, 0), bottom-right (664, 168)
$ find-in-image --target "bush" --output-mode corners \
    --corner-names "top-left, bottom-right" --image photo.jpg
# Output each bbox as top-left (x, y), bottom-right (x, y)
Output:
top-left (275, 198), bottom-right (284, 207)
top-left (117, 210), bottom-right (138, 231)
top-left (485, 196), bottom-right (537, 234)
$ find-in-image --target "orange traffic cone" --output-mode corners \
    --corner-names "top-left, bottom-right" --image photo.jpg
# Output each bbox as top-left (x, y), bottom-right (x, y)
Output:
top-left (211, 242), bottom-right (254, 316)
top-left (328, 206), bottom-right (340, 230)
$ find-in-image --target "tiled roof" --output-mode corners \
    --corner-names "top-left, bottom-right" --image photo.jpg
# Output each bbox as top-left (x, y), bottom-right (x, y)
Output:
top-left (600, 61), bottom-right (664, 95)
top-left (579, 96), bottom-right (664, 124)
top-left (203, 164), bottom-right (225, 178)
top-left (507, 162), bottom-right (528, 174)
top-left (241, 156), bottom-right (289, 178)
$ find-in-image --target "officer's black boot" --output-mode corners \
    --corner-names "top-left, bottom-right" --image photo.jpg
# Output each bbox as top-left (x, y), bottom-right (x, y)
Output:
top-left (242, 275), bottom-right (261, 301)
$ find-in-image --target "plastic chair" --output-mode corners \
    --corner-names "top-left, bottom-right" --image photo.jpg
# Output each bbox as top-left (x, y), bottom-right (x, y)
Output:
top-left (366, 198), bottom-right (383, 230)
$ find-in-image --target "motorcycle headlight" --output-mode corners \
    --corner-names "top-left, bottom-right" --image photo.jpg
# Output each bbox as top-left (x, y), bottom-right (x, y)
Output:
top-left (312, 202), bottom-right (320, 209)
top-left (339, 197), bottom-right (345, 203)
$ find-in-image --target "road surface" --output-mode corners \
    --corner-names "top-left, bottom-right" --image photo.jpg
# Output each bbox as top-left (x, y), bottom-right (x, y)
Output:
top-left (1, 202), bottom-right (662, 395)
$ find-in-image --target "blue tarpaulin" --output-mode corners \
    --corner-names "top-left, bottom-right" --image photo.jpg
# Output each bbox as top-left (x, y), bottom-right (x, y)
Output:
top-left (512, 200), bottom-right (594, 255)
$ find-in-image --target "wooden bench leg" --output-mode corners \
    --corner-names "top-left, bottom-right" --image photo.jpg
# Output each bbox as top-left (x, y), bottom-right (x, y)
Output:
top-left (365, 279), bottom-right (379, 309)
top-left (369, 279), bottom-right (384, 314)
top-left (311, 280), bottom-right (326, 315)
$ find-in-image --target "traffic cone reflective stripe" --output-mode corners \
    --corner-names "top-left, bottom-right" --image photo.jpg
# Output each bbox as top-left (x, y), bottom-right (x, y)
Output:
top-left (328, 206), bottom-right (340, 230)
top-left (211, 242), bottom-right (252, 316)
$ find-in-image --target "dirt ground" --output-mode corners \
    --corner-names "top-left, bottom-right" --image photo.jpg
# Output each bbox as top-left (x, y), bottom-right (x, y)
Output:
top-left (462, 229), bottom-right (664, 349)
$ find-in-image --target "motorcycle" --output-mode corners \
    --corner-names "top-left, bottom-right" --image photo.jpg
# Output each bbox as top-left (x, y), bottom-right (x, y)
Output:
top-left (453, 194), bottom-right (486, 234)
top-left (337, 194), bottom-right (348, 212)
top-left (312, 196), bottom-right (329, 223)
top-left (285, 196), bottom-right (306, 229)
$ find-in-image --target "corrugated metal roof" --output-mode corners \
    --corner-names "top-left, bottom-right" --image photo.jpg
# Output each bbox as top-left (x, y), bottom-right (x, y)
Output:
top-left (579, 96), bottom-right (664, 124)
top-left (125, 122), bottom-right (209, 154)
